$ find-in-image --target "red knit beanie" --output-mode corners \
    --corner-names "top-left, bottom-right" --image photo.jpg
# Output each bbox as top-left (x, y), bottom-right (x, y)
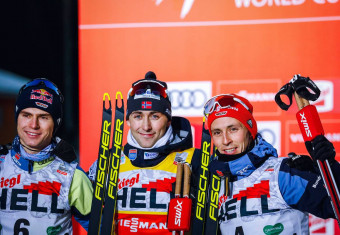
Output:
top-left (205, 94), bottom-right (257, 140)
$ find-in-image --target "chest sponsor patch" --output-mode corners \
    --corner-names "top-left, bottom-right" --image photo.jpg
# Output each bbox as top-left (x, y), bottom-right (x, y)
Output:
top-left (144, 152), bottom-right (159, 160)
top-left (129, 149), bottom-right (137, 161)
top-left (174, 152), bottom-right (189, 164)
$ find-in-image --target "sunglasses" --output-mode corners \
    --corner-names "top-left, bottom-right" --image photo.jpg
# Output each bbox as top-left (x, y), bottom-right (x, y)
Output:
top-left (19, 78), bottom-right (64, 103)
top-left (203, 94), bottom-right (250, 118)
top-left (128, 80), bottom-right (169, 100)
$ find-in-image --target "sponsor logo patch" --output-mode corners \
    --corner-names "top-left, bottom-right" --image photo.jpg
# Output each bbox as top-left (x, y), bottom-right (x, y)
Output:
top-left (129, 149), bottom-right (137, 161)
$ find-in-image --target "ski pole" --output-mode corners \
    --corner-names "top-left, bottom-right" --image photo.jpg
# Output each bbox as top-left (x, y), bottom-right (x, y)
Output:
top-left (294, 91), bottom-right (340, 227)
top-left (167, 162), bottom-right (192, 234)
top-left (275, 74), bottom-right (340, 227)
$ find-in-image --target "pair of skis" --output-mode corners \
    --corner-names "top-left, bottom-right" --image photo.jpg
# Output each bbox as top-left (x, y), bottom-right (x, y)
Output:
top-left (88, 92), bottom-right (125, 235)
top-left (191, 118), bottom-right (221, 235)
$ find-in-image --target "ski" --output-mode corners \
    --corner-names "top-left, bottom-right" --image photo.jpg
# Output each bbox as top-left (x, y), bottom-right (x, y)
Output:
top-left (204, 147), bottom-right (220, 235)
top-left (101, 91), bottom-right (125, 234)
top-left (192, 118), bottom-right (212, 235)
top-left (88, 93), bottom-right (113, 235)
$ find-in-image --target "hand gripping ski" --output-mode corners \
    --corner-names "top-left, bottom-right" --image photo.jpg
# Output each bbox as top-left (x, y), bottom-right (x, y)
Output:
top-left (275, 74), bottom-right (340, 227)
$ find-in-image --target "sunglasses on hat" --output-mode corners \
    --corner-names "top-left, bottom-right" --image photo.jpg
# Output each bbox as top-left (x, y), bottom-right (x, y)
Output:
top-left (128, 79), bottom-right (169, 100)
top-left (19, 78), bottom-right (64, 103)
top-left (203, 94), bottom-right (250, 119)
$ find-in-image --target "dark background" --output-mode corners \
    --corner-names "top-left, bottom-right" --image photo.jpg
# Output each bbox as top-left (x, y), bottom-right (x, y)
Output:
top-left (0, 0), bottom-right (79, 151)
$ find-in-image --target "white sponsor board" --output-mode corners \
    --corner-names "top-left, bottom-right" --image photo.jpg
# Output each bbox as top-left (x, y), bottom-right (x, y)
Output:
top-left (311, 80), bottom-right (334, 113)
top-left (257, 121), bottom-right (281, 156)
top-left (167, 81), bottom-right (212, 117)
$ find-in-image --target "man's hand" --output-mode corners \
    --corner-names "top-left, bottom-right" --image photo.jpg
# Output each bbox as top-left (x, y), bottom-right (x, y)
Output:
top-left (305, 135), bottom-right (336, 164)
top-left (0, 144), bottom-right (11, 155)
top-left (286, 152), bottom-right (316, 173)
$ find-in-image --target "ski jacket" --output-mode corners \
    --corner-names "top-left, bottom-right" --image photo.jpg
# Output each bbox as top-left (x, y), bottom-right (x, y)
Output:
top-left (88, 116), bottom-right (201, 234)
top-left (212, 134), bottom-right (340, 235)
top-left (0, 137), bottom-right (93, 234)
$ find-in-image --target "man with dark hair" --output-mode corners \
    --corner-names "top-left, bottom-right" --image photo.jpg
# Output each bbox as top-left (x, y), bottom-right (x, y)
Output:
top-left (204, 93), bottom-right (340, 234)
top-left (0, 78), bottom-right (93, 234)
top-left (89, 71), bottom-right (200, 234)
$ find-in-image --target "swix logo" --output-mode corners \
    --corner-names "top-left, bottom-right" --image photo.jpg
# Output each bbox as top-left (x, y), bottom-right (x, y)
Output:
top-left (118, 174), bottom-right (140, 190)
top-left (299, 112), bottom-right (312, 138)
top-left (174, 200), bottom-right (183, 226)
top-left (0, 174), bottom-right (21, 188)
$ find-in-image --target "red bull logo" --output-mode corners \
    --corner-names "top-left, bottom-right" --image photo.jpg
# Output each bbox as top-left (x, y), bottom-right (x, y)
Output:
top-left (30, 89), bottom-right (53, 104)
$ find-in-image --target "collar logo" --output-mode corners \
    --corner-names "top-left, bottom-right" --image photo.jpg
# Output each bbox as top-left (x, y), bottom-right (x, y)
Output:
top-left (129, 149), bottom-right (137, 161)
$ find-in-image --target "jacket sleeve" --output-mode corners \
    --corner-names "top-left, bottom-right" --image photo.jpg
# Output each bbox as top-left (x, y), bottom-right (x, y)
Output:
top-left (69, 165), bottom-right (93, 231)
top-left (278, 158), bottom-right (336, 219)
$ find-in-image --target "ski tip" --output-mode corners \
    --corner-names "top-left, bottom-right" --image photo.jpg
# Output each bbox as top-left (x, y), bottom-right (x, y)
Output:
top-left (103, 92), bottom-right (111, 101)
top-left (116, 91), bottom-right (123, 100)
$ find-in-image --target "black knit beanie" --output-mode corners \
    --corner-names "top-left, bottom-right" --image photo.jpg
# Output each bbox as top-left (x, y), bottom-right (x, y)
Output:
top-left (15, 78), bottom-right (64, 133)
top-left (126, 71), bottom-right (172, 120)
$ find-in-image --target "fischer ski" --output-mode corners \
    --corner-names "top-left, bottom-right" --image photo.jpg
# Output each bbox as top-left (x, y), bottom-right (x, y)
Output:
top-left (192, 118), bottom-right (212, 235)
top-left (101, 91), bottom-right (125, 234)
top-left (88, 93), bottom-right (113, 235)
top-left (204, 147), bottom-right (220, 235)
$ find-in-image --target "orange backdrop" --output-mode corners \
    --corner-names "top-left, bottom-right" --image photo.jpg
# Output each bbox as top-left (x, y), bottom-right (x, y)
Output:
top-left (78, 1), bottom-right (340, 234)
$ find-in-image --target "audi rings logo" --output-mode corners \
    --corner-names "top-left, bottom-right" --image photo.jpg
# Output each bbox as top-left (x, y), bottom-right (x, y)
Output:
top-left (257, 121), bottom-right (281, 155)
top-left (167, 81), bottom-right (212, 117)
top-left (170, 89), bottom-right (206, 109)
